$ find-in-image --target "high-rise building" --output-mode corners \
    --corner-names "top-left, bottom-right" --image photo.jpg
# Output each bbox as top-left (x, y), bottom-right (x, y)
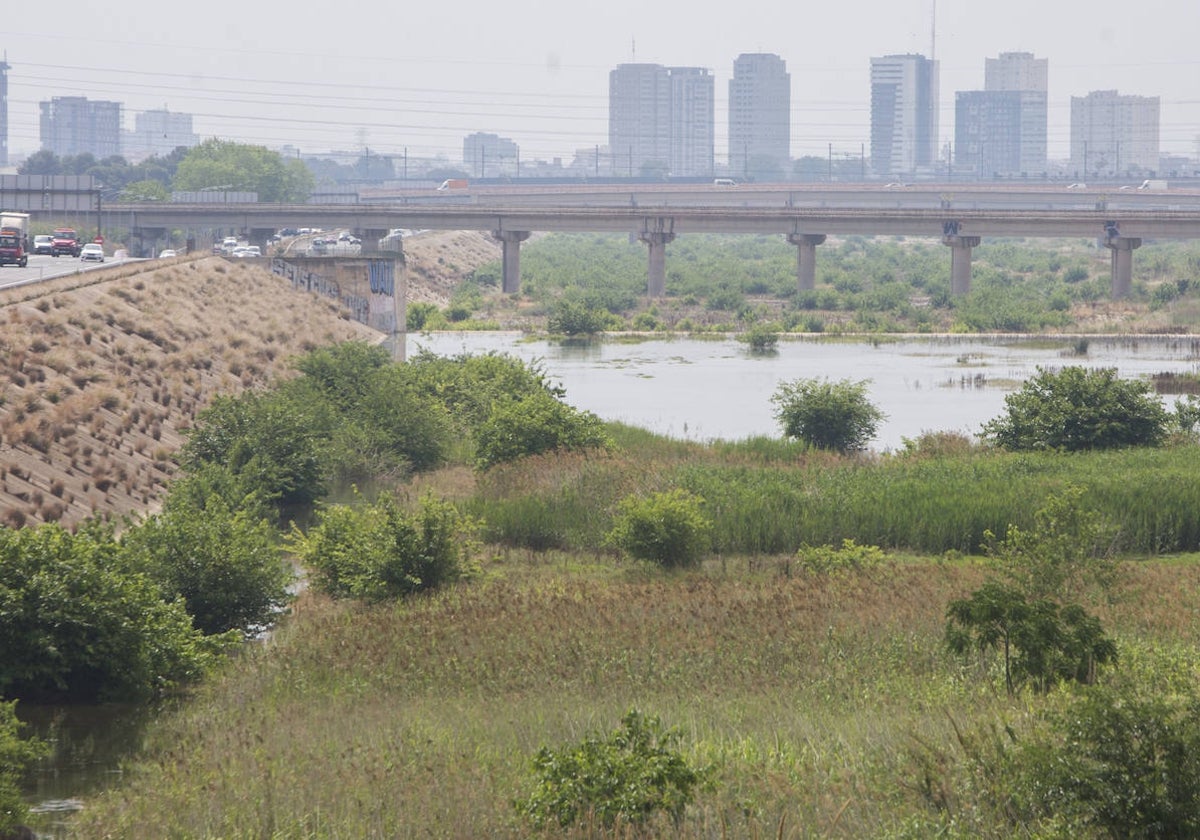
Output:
top-left (609, 63), bottom-right (713, 178)
top-left (0, 55), bottom-right (10, 167)
top-left (463, 131), bottom-right (519, 177)
top-left (123, 108), bottom-right (199, 162)
top-left (955, 52), bottom-right (1048, 178)
top-left (1070, 90), bottom-right (1160, 177)
top-left (870, 54), bottom-right (939, 177)
top-left (728, 53), bottom-right (790, 179)
top-left (609, 63), bottom-right (672, 177)
top-left (985, 51), bottom-right (1048, 93)
top-left (39, 96), bottom-right (122, 158)
top-left (668, 67), bottom-right (714, 178)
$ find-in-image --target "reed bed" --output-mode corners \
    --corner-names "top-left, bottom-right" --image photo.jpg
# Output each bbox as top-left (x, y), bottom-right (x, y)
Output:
top-left (62, 554), bottom-right (1200, 839)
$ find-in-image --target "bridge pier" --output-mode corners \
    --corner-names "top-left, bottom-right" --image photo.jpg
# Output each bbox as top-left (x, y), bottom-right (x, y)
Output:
top-left (941, 225), bottom-right (981, 296)
top-left (786, 233), bottom-right (826, 291)
top-left (1105, 234), bottom-right (1142, 299)
top-left (638, 220), bottom-right (676, 297)
top-left (492, 230), bottom-right (531, 294)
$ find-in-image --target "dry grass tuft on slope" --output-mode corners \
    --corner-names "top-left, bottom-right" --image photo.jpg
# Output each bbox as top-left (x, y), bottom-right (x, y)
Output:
top-left (0, 256), bottom-right (380, 529)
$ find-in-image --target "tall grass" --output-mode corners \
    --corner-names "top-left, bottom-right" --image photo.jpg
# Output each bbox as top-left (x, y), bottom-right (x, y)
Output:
top-left (60, 555), bottom-right (1200, 838)
top-left (470, 436), bottom-right (1200, 557)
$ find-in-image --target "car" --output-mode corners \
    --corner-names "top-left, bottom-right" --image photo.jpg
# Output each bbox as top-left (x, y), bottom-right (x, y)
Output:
top-left (80, 243), bottom-right (105, 262)
top-left (158, 249), bottom-right (177, 259)
top-left (243, 246), bottom-right (261, 258)
top-left (32, 235), bottom-right (53, 255)
top-left (1066, 183), bottom-right (1087, 190)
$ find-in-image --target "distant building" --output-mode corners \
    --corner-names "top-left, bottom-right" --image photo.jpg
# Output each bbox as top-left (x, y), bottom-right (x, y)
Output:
top-left (870, 54), bottom-right (939, 177)
top-left (955, 52), bottom-right (1048, 178)
top-left (668, 67), bottom-right (714, 177)
top-left (123, 108), bottom-right (199, 161)
top-left (463, 131), bottom-right (519, 177)
top-left (1070, 90), bottom-right (1160, 177)
top-left (985, 51), bottom-right (1048, 94)
top-left (728, 53), bottom-right (790, 179)
top-left (0, 56), bottom-right (10, 167)
top-left (608, 63), bottom-right (714, 178)
top-left (39, 96), bottom-right (122, 159)
top-left (609, 63), bottom-right (673, 177)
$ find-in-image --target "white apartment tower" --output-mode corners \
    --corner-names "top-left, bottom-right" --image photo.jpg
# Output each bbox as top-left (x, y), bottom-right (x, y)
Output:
top-left (669, 67), bottom-right (714, 178)
top-left (985, 52), bottom-right (1048, 93)
top-left (728, 53), bottom-right (790, 179)
top-left (870, 54), bottom-right (939, 177)
top-left (1070, 90), bottom-right (1160, 177)
top-left (955, 51), bottom-right (1048, 177)
top-left (609, 63), bottom-right (714, 178)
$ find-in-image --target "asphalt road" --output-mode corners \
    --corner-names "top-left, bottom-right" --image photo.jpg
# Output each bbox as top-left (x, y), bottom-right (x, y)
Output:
top-left (0, 252), bottom-right (137, 292)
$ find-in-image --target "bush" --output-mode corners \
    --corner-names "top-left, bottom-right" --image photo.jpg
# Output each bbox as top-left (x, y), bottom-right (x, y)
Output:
top-left (514, 710), bottom-right (710, 831)
top-left (606, 489), bottom-right (712, 568)
top-left (737, 322), bottom-right (779, 352)
top-left (981, 366), bottom-right (1169, 451)
top-left (290, 493), bottom-right (477, 601)
top-left (547, 299), bottom-right (609, 336)
top-left (0, 701), bottom-right (47, 835)
top-left (0, 522), bottom-right (231, 702)
top-left (796, 538), bottom-right (885, 573)
top-left (474, 390), bottom-right (612, 469)
top-left (770, 377), bottom-right (885, 452)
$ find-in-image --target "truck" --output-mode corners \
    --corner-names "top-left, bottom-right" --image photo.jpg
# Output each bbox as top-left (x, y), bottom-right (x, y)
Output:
top-left (51, 227), bottom-right (82, 257)
top-left (437, 179), bottom-right (469, 191)
top-left (0, 212), bottom-right (29, 268)
top-left (1138, 179), bottom-right (1168, 190)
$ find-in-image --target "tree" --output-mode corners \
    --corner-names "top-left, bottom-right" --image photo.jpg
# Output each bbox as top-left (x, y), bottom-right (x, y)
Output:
top-left (981, 366), bottom-right (1169, 451)
top-left (547, 299), bottom-right (609, 336)
top-left (606, 489), bottom-right (712, 568)
top-left (770, 377), bottom-right (885, 452)
top-left (173, 139), bottom-right (313, 202)
top-left (474, 390), bottom-right (611, 469)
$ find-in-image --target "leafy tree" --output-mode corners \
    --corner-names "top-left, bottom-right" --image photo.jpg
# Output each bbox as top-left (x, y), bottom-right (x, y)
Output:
top-left (290, 493), bottom-right (476, 601)
top-left (981, 366), bottom-right (1169, 451)
top-left (173, 138), bottom-right (313, 202)
top-left (292, 341), bottom-right (391, 414)
top-left (0, 701), bottom-right (47, 835)
top-left (770, 377), bottom-right (885, 452)
top-left (0, 522), bottom-right (231, 703)
top-left (117, 179), bottom-right (170, 202)
top-left (17, 149), bottom-right (60, 176)
top-left (474, 390), bottom-right (611, 469)
top-left (606, 489), bottom-right (712, 568)
top-left (547, 298), bottom-right (608, 336)
top-left (514, 710), bottom-right (710, 831)
top-left (121, 495), bottom-right (293, 637)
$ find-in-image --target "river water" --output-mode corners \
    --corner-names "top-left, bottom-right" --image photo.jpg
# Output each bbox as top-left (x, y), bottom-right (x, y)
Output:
top-left (406, 332), bottom-right (1200, 451)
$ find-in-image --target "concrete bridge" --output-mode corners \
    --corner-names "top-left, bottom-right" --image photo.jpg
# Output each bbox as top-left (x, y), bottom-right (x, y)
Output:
top-left (110, 199), bottom-right (1200, 299)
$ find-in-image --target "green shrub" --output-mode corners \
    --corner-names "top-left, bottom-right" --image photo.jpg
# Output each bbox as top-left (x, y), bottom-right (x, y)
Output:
top-left (771, 377), bottom-right (885, 452)
top-left (0, 700), bottom-right (47, 835)
top-left (514, 710), bottom-right (710, 831)
top-left (606, 489), bottom-right (712, 568)
top-left (796, 538), bottom-right (885, 573)
top-left (290, 493), bottom-right (477, 601)
top-left (547, 299), bottom-right (608, 336)
top-left (474, 390), bottom-right (611, 470)
top-left (738, 322), bottom-right (779, 352)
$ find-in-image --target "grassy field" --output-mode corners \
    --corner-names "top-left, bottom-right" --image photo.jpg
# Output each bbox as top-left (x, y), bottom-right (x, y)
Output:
top-left (56, 434), bottom-right (1200, 838)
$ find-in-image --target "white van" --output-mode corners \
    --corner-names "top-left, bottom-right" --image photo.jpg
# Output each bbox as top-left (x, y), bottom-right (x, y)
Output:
top-left (713, 178), bottom-right (736, 186)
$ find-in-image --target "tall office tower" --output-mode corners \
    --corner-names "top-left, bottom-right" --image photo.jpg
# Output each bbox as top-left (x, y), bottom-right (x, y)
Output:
top-left (0, 55), bottom-right (9, 167)
top-left (609, 63), bottom-right (672, 177)
top-left (668, 67), bottom-right (714, 177)
top-left (870, 53), bottom-right (939, 177)
top-left (124, 108), bottom-right (200, 161)
top-left (956, 51), bottom-right (1048, 178)
top-left (39, 96), bottom-right (122, 158)
top-left (463, 131), bottom-right (519, 177)
top-left (985, 51), bottom-right (1048, 93)
top-left (1070, 90), bottom-right (1160, 177)
top-left (728, 53), bottom-right (790, 179)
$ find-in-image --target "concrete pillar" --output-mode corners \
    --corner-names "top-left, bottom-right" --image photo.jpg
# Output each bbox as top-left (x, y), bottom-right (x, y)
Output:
top-left (1105, 236), bottom-right (1142, 299)
top-left (491, 230), bottom-right (530, 294)
top-left (638, 226), bottom-right (676, 297)
top-left (942, 234), bottom-right (982, 296)
top-left (786, 233), bottom-right (826, 291)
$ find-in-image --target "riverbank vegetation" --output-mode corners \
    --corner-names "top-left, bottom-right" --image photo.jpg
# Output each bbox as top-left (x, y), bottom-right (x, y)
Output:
top-left (2, 340), bottom-right (1194, 837)
top-left (426, 233), bottom-right (1200, 335)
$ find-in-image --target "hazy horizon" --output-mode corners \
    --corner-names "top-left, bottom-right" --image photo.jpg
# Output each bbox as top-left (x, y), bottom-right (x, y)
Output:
top-left (5, 0), bottom-right (1197, 165)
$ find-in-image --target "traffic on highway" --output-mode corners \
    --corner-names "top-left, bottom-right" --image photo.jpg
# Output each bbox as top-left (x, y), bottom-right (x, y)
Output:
top-left (0, 250), bottom-right (134, 293)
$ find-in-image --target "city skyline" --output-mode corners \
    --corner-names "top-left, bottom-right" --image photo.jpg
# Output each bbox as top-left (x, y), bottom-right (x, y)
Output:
top-left (2, 0), bottom-right (1197, 166)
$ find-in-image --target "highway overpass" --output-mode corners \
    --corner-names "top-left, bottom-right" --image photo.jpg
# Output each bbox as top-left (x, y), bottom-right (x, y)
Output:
top-left (39, 184), bottom-right (1200, 297)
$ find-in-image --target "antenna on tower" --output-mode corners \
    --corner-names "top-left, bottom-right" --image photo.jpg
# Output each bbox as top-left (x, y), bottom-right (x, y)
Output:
top-left (930, 0), bottom-right (937, 59)
top-left (631, 38), bottom-right (636, 62)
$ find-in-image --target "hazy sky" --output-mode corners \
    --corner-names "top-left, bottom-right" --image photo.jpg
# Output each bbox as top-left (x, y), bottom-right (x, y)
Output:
top-left (5, 0), bottom-right (1198, 165)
